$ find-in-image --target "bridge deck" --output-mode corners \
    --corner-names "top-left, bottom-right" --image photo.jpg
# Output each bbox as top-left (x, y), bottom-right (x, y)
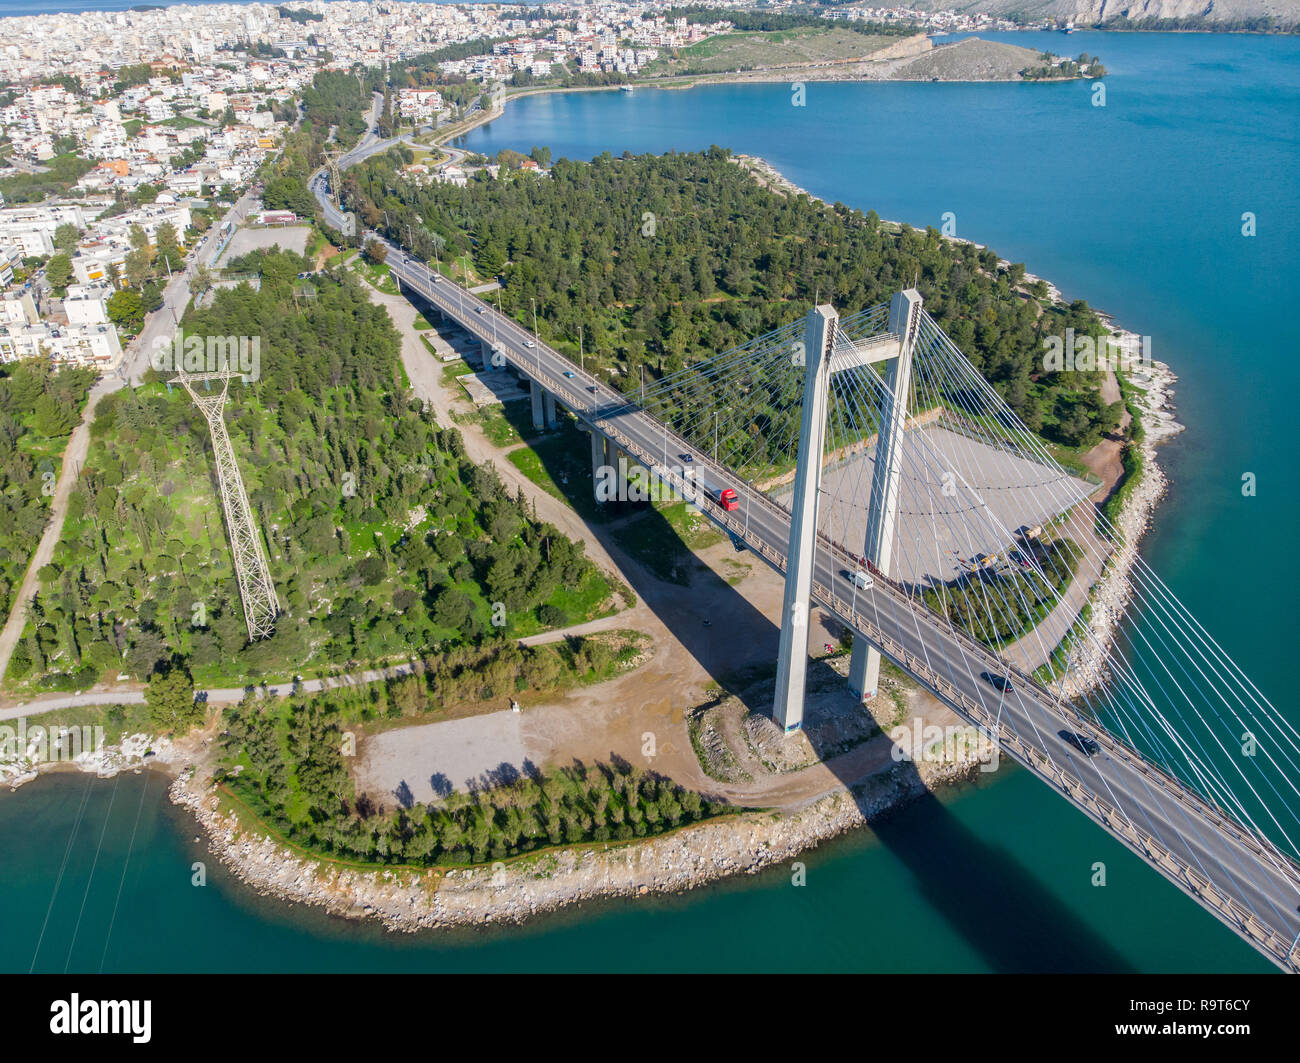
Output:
top-left (386, 248), bottom-right (1300, 972)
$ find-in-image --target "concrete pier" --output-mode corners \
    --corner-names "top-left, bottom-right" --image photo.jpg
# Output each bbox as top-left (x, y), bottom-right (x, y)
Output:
top-left (589, 426), bottom-right (606, 498)
top-left (530, 379), bottom-right (545, 430)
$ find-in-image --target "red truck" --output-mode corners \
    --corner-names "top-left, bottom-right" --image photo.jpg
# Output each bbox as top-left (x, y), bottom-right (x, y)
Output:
top-left (705, 484), bottom-right (739, 511)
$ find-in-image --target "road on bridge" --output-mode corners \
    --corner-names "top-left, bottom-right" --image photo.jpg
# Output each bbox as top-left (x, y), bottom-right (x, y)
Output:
top-left (380, 241), bottom-right (1300, 971)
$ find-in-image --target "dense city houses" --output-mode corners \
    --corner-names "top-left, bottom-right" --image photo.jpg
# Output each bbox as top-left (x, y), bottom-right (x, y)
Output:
top-left (0, 1), bottom-right (1020, 371)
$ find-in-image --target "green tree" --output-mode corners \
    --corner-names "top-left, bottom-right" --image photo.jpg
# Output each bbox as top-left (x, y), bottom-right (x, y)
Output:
top-left (123, 248), bottom-right (150, 290)
top-left (107, 288), bottom-right (144, 331)
top-left (141, 280), bottom-right (164, 313)
top-left (53, 222), bottom-right (81, 254)
top-left (191, 263), bottom-right (213, 297)
top-left (45, 253), bottom-right (73, 294)
top-left (155, 221), bottom-right (182, 271)
top-left (145, 665), bottom-right (201, 732)
top-left (33, 393), bottom-right (76, 436)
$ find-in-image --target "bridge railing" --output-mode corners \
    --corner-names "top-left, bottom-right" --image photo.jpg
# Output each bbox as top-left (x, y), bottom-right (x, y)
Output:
top-left (405, 258), bottom-right (1300, 856)
top-left (393, 256), bottom-right (1300, 972)
top-left (812, 577), bottom-right (1300, 970)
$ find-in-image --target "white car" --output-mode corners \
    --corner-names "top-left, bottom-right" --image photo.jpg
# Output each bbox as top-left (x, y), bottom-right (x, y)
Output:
top-left (523, 340), bottom-right (535, 348)
top-left (852, 570), bottom-right (874, 590)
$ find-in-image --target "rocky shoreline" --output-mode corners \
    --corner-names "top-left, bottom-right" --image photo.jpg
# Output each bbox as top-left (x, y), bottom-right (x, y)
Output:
top-left (4, 710), bottom-right (986, 933)
top-left (1, 730), bottom-right (178, 790)
top-left (166, 753), bottom-right (981, 932)
top-left (1056, 353), bottom-right (1182, 698)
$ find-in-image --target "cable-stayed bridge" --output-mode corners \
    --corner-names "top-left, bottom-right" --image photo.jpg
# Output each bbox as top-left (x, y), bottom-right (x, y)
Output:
top-left (383, 242), bottom-right (1300, 971)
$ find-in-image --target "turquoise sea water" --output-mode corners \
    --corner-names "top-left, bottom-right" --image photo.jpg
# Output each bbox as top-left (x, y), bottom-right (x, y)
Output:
top-left (3, 32), bottom-right (1296, 972)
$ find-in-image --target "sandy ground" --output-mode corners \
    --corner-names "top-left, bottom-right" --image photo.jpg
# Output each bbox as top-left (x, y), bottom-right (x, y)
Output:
top-left (361, 708), bottom-right (530, 801)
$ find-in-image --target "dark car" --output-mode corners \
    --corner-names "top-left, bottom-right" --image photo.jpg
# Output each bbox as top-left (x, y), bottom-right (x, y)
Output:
top-left (1060, 730), bottom-right (1101, 757)
top-left (981, 672), bottom-right (1013, 694)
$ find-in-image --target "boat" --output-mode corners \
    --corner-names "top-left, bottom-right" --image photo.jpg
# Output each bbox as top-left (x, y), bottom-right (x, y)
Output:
top-left (620, 84), bottom-right (634, 93)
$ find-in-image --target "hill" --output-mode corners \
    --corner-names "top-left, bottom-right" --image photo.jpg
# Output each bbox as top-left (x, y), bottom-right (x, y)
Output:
top-left (900, 0), bottom-right (1300, 27)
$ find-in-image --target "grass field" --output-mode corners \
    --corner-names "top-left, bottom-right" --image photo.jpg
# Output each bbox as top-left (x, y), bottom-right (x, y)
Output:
top-left (506, 426), bottom-right (612, 526)
top-left (645, 27), bottom-right (892, 77)
top-left (354, 257), bottom-right (399, 294)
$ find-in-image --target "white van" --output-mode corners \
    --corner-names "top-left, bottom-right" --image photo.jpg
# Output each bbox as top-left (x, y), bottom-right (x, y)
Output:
top-left (853, 570), bottom-right (874, 590)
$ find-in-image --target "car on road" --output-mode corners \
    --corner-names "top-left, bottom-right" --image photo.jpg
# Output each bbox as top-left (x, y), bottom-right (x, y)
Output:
top-left (523, 340), bottom-right (535, 348)
top-left (1060, 730), bottom-right (1101, 757)
top-left (852, 569), bottom-right (874, 590)
top-left (981, 672), bottom-right (1014, 694)
top-left (476, 306), bottom-right (486, 315)
top-left (680, 453), bottom-right (694, 464)
top-left (587, 385), bottom-right (599, 394)
top-left (563, 370), bottom-right (575, 379)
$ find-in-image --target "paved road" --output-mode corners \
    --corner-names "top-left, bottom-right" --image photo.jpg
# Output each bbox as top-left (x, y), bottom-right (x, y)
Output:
top-left (309, 92), bottom-right (445, 234)
top-left (382, 241), bottom-right (1300, 971)
top-left (0, 662), bottom-right (424, 722)
top-left (118, 188), bottom-right (258, 387)
top-left (0, 190), bottom-right (257, 684)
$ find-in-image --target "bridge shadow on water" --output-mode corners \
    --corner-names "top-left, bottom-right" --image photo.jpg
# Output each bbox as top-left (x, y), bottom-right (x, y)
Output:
top-left (407, 291), bottom-right (1134, 972)
top-left (861, 777), bottom-right (1137, 972)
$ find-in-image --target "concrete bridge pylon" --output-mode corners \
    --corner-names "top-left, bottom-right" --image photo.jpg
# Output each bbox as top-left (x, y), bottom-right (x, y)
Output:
top-left (848, 288), bottom-right (923, 704)
top-left (773, 290), bottom-right (923, 733)
top-left (773, 304), bottom-right (836, 734)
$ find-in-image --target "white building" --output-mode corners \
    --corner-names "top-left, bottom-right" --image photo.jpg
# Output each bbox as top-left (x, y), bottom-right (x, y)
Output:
top-left (63, 283), bottom-right (112, 326)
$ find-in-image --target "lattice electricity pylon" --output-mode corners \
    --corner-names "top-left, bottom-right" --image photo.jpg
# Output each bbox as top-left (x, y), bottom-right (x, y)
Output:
top-left (171, 368), bottom-right (279, 641)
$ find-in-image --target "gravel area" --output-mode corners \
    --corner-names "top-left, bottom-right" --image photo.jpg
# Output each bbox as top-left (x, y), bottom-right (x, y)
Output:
top-left (215, 224), bottom-right (311, 267)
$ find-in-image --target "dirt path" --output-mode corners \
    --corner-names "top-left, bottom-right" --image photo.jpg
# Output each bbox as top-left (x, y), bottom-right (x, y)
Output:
top-left (0, 376), bottom-right (121, 687)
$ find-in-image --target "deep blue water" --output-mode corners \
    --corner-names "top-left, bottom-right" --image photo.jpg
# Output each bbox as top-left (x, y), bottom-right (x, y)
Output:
top-left (3, 31), bottom-right (1296, 973)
